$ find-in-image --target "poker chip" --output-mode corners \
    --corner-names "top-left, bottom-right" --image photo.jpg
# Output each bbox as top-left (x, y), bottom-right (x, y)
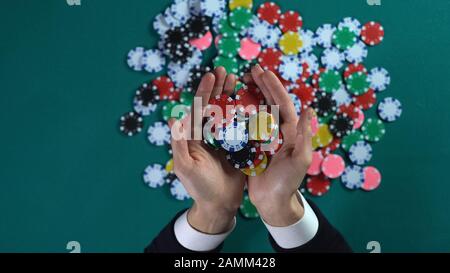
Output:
top-left (316, 24), bottom-right (336, 48)
top-left (322, 137), bottom-right (341, 155)
top-left (279, 55), bottom-right (302, 82)
top-left (136, 83), bottom-right (160, 106)
top-left (353, 107), bottom-right (365, 129)
top-left (241, 152), bottom-right (268, 176)
top-left (378, 97), bottom-right (402, 122)
top-left (203, 125), bottom-right (221, 149)
top-left (349, 141), bottom-right (373, 165)
top-left (134, 98), bottom-right (157, 116)
top-left (168, 62), bottom-right (192, 88)
top-left (218, 36), bottom-right (241, 58)
top-left (361, 21), bottom-right (384, 46)
top-left (368, 67), bottom-right (391, 92)
top-left (218, 16), bottom-right (239, 38)
top-left (200, 0), bottom-right (226, 17)
top-left (279, 31), bottom-right (303, 55)
top-left (321, 154), bottom-right (345, 179)
top-left (299, 29), bottom-right (316, 54)
top-left (332, 85), bottom-right (352, 106)
top-left (321, 47), bottom-right (345, 70)
top-left (179, 91), bottom-right (194, 106)
top-left (341, 165), bottom-right (364, 190)
top-left (329, 114), bottom-right (354, 138)
top-left (120, 111), bottom-right (143, 137)
top-left (239, 38), bottom-right (261, 60)
top-left (354, 88), bottom-right (376, 110)
top-left (257, 2), bottom-right (281, 25)
top-left (186, 65), bottom-right (211, 92)
top-left (249, 111), bottom-right (277, 141)
top-left (341, 130), bottom-right (364, 152)
top-left (361, 118), bottom-right (385, 142)
top-left (344, 63), bottom-right (367, 78)
top-left (258, 48), bottom-right (282, 71)
top-left (240, 193), bottom-right (259, 218)
top-left (346, 71), bottom-right (370, 96)
top-left (312, 124), bottom-right (333, 148)
top-left (153, 76), bottom-right (175, 99)
top-left (189, 0), bottom-right (202, 16)
top-left (187, 16), bottom-right (211, 39)
top-left (143, 164), bottom-right (167, 188)
top-left (229, 0), bottom-right (253, 10)
top-left (141, 49), bottom-right (166, 73)
top-left (332, 27), bottom-right (357, 50)
top-left (127, 47), bottom-right (145, 71)
top-left (338, 17), bottom-right (362, 35)
top-left (260, 130), bottom-right (283, 155)
top-left (345, 41), bottom-right (368, 63)
top-left (312, 92), bottom-right (337, 117)
top-left (164, 7), bottom-right (182, 28)
top-left (291, 83), bottom-right (316, 109)
top-left (170, 178), bottom-right (191, 200)
top-left (289, 94), bottom-right (302, 116)
top-left (319, 69), bottom-right (342, 93)
top-left (162, 101), bottom-right (187, 121)
top-left (307, 151), bottom-right (324, 176)
top-left (171, 0), bottom-right (191, 23)
top-left (279, 10), bottom-right (303, 33)
top-left (248, 17), bottom-right (271, 44)
top-left (235, 85), bottom-right (265, 116)
top-left (226, 144), bottom-right (257, 169)
top-left (299, 53), bottom-right (319, 74)
top-left (147, 122), bottom-right (171, 146)
top-left (310, 114), bottom-right (319, 136)
top-left (361, 166), bottom-right (382, 191)
top-left (165, 158), bottom-right (174, 174)
top-left (153, 14), bottom-right (170, 36)
top-left (218, 121), bottom-right (248, 152)
top-left (207, 94), bottom-right (236, 123)
top-left (262, 25), bottom-right (282, 48)
top-left (306, 175), bottom-right (331, 196)
top-left (213, 55), bottom-right (238, 74)
top-left (229, 7), bottom-right (253, 31)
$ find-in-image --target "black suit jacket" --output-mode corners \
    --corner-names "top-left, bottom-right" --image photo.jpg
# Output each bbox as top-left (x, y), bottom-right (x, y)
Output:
top-left (145, 199), bottom-right (352, 253)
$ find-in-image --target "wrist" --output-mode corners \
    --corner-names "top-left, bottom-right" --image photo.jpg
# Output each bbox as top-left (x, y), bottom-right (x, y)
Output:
top-left (187, 202), bottom-right (237, 234)
top-left (257, 193), bottom-right (305, 227)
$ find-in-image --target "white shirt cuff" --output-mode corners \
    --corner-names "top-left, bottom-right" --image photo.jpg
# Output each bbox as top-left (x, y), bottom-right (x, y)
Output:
top-left (174, 210), bottom-right (236, 252)
top-left (262, 192), bottom-right (319, 249)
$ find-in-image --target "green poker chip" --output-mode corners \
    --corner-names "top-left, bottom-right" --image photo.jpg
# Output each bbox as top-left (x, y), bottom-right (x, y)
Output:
top-left (362, 118), bottom-right (386, 142)
top-left (229, 7), bottom-right (253, 31)
top-left (218, 36), bottom-right (241, 58)
top-left (333, 27), bottom-right (357, 50)
top-left (179, 91), bottom-right (194, 107)
top-left (161, 101), bottom-right (188, 121)
top-left (213, 56), bottom-right (239, 74)
top-left (341, 130), bottom-right (364, 152)
top-left (218, 17), bottom-right (239, 38)
top-left (346, 71), bottom-right (370, 95)
top-left (319, 70), bottom-right (342, 93)
top-left (239, 194), bottom-right (259, 219)
top-left (203, 129), bottom-right (221, 149)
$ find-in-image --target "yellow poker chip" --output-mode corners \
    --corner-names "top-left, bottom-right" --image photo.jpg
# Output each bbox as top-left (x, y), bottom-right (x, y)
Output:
top-left (278, 31), bottom-right (303, 55)
top-left (229, 0), bottom-right (253, 10)
top-left (165, 158), bottom-right (174, 173)
top-left (241, 152), bottom-right (268, 177)
top-left (312, 124), bottom-right (333, 148)
top-left (248, 111), bottom-right (277, 141)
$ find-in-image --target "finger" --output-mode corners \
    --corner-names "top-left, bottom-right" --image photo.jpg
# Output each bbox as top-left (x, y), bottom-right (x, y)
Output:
top-left (243, 73), bottom-right (254, 84)
top-left (293, 109), bottom-right (313, 159)
top-left (168, 118), bottom-right (192, 166)
top-left (223, 73), bottom-right (236, 96)
top-left (195, 72), bottom-right (216, 107)
top-left (251, 65), bottom-right (275, 105)
top-left (211, 66), bottom-right (227, 97)
top-left (261, 70), bottom-right (297, 123)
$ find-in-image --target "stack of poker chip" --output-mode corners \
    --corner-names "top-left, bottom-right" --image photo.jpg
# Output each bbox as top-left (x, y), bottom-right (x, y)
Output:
top-left (119, 0), bottom-right (402, 208)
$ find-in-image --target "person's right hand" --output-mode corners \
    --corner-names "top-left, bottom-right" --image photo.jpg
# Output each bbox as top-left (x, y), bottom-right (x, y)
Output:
top-left (170, 67), bottom-right (246, 234)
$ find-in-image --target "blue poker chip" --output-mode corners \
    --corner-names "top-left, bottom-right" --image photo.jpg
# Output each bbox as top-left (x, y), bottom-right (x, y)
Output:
top-left (299, 53), bottom-right (319, 74)
top-left (143, 164), bottom-right (167, 188)
top-left (168, 62), bottom-right (192, 88)
top-left (153, 14), bottom-right (170, 36)
top-left (332, 85), bottom-right (352, 106)
top-left (345, 41), bottom-right (368, 63)
top-left (279, 55), bottom-right (302, 82)
top-left (200, 0), bottom-right (226, 17)
top-left (321, 47), bottom-right (345, 70)
top-left (127, 47), bottom-right (145, 71)
top-left (141, 49), bottom-right (166, 73)
top-left (189, 0), bottom-right (202, 16)
top-left (338, 17), bottom-right (362, 35)
top-left (170, 0), bottom-right (191, 23)
top-left (315, 24), bottom-right (336, 48)
top-left (170, 178), bottom-right (191, 201)
top-left (261, 25), bottom-right (282, 48)
top-left (341, 165), bottom-right (364, 190)
top-left (248, 17), bottom-right (271, 44)
top-left (218, 121), bottom-right (248, 152)
top-left (289, 94), bottom-right (302, 116)
top-left (349, 141), bottom-right (373, 165)
top-left (300, 29), bottom-right (316, 53)
top-left (368, 67), bottom-right (391, 92)
top-left (164, 7), bottom-right (182, 28)
top-left (133, 98), bottom-right (157, 116)
top-left (378, 97), bottom-right (402, 122)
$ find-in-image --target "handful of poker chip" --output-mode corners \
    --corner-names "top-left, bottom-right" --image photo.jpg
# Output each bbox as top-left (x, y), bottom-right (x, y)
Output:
top-left (119, 0), bottom-right (403, 207)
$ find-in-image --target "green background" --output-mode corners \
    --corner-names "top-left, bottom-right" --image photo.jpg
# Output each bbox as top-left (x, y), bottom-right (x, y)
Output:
top-left (1, 0), bottom-right (449, 253)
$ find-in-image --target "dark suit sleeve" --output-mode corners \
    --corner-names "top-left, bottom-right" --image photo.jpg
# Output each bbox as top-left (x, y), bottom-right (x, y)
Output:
top-left (144, 209), bottom-right (223, 253)
top-left (269, 199), bottom-right (352, 253)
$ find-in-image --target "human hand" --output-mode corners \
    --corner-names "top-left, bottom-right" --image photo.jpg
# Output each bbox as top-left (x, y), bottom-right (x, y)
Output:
top-left (245, 65), bottom-right (314, 227)
top-left (170, 67), bottom-right (246, 234)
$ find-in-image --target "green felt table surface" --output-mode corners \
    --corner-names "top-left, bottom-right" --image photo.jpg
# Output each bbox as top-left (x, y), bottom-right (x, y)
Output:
top-left (1, 0), bottom-right (450, 253)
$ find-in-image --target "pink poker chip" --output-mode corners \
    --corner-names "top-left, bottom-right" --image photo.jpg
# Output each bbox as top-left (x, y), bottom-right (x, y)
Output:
top-left (214, 34), bottom-right (222, 48)
top-left (190, 31), bottom-right (213, 51)
top-left (238, 38), bottom-right (261, 61)
top-left (362, 166), bottom-right (382, 191)
top-left (311, 114), bottom-right (319, 135)
top-left (353, 107), bottom-right (365, 129)
top-left (307, 151), bottom-right (324, 176)
top-left (321, 154), bottom-right (345, 179)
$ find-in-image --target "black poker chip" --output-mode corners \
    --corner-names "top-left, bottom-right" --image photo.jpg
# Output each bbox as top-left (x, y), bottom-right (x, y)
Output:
top-left (165, 172), bottom-right (178, 184)
top-left (329, 114), bottom-right (354, 138)
top-left (164, 27), bottom-right (189, 54)
top-left (135, 83), bottom-right (159, 106)
top-left (312, 92), bottom-right (337, 117)
top-left (186, 16), bottom-right (212, 39)
top-left (119, 111), bottom-right (143, 137)
top-left (186, 65), bottom-right (212, 92)
top-left (226, 144), bottom-right (257, 169)
top-left (171, 44), bottom-right (193, 64)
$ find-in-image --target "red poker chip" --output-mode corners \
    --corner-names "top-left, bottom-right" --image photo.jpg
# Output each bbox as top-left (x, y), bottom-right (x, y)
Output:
top-left (279, 10), bottom-right (303, 33)
top-left (261, 131), bottom-right (283, 155)
top-left (344, 63), bottom-right (367, 78)
top-left (207, 94), bottom-right (236, 125)
top-left (235, 85), bottom-right (265, 115)
top-left (339, 104), bottom-right (359, 120)
top-left (168, 88), bottom-right (181, 101)
top-left (291, 83), bottom-right (316, 109)
top-left (257, 2), bottom-right (281, 25)
top-left (250, 142), bottom-right (268, 168)
top-left (306, 174), bottom-right (331, 196)
top-left (274, 72), bottom-right (293, 89)
top-left (152, 76), bottom-right (175, 100)
top-left (361, 21), bottom-right (385, 46)
top-left (320, 138), bottom-right (341, 156)
top-left (258, 48), bottom-right (282, 72)
top-left (354, 89), bottom-right (376, 110)
top-left (311, 68), bottom-right (326, 88)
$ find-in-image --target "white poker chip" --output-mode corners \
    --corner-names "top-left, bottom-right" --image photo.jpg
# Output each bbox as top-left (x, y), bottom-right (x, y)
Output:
top-left (378, 97), bottom-right (402, 122)
top-left (248, 17), bottom-right (271, 44)
top-left (300, 29), bottom-right (316, 53)
top-left (368, 67), bottom-right (391, 92)
top-left (279, 55), bottom-right (302, 82)
top-left (321, 47), bottom-right (345, 70)
top-left (153, 14), bottom-right (170, 36)
top-left (338, 17), bottom-right (362, 35)
top-left (211, 14), bottom-right (224, 34)
top-left (164, 7), bottom-right (182, 28)
top-left (170, 0), bottom-right (191, 23)
top-left (170, 179), bottom-right (191, 201)
top-left (189, 0), bottom-right (202, 16)
top-left (341, 165), bottom-right (364, 190)
top-left (315, 24), bottom-right (336, 48)
top-left (187, 47), bottom-right (203, 66)
top-left (218, 122), bottom-right (248, 152)
top-left (262, 25), bottom-right (282, 48)
top-left (200, 0), bottom-right (226, 17)
top-left (127, 47), bottom-right (145, 71)
top-left (345, 41), bottom-right (368, 63)
top-left (289, 94), bottom-right (302, 116)
top-left (299, 53), bottom-right (319, 74)
top-left (349, 141), bottom-right (373, 165)
top-left (332, 85), bottom-right (352, 106)
top-left (133, 98), bottom-right (157, 116)
top-left (143, 164), bottom-right (167, 188)
top-left (147, 122), bottom-right (171, 146)
top-left (141, 49), bottom-right (166, 73)
top-left (168, 62), bottom-right (192, 88)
